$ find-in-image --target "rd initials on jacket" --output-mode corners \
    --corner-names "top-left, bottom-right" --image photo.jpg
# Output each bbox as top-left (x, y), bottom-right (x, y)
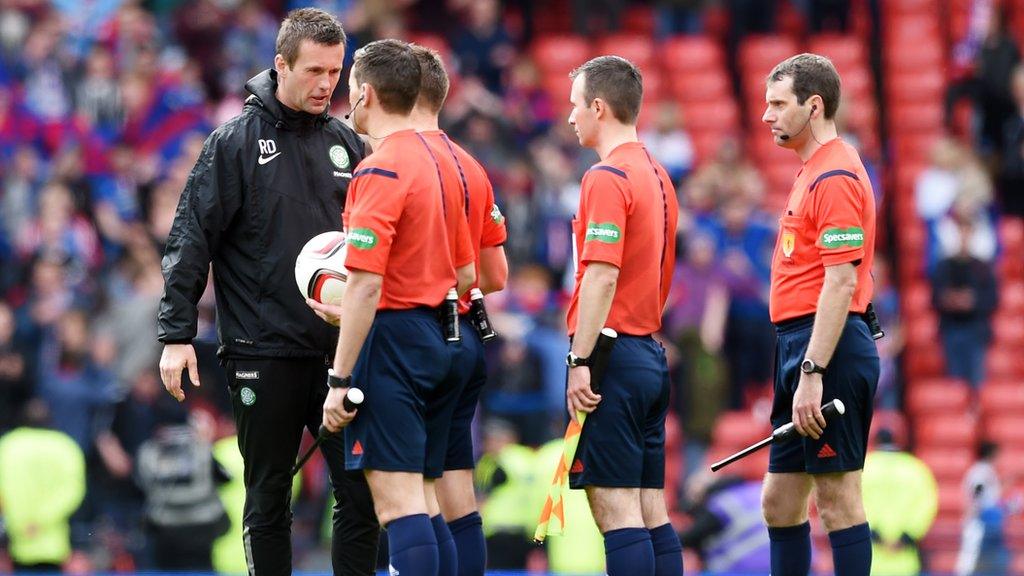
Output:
top-left (258, 139), bottom-right (281, 165)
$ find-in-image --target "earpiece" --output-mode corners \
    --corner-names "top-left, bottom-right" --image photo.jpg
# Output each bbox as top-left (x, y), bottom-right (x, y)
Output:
top-left (344, 92), bottom-right (365, 120)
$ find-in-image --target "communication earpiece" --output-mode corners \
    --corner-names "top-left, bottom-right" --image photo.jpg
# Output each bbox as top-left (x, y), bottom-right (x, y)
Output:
top-left (344, 92), bottom-right (365, 120)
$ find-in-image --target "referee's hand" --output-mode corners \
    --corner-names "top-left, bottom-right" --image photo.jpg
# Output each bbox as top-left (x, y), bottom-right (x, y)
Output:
top-left (567, 366), bottom-right (601, 423)
top-left (323, 386), bottom-right (357, 433)
top-left (792, 374), bottom-right (826, 439)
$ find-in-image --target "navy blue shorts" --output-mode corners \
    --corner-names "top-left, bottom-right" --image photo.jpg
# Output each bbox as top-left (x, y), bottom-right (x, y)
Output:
top-left (769, 315), bottom-right (879, 474)
top-left (443, 317), bottom-right (487, 472)
top-left (345, 308), bottom-right (452, 473)
top-left (424, 317), bottom-right (483, 478)
top-left (569, 335), bottom-right (670, 490)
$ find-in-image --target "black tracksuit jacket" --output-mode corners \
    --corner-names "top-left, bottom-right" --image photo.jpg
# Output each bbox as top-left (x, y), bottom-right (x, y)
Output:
top-left (158, 69), bottom-right (365, 358)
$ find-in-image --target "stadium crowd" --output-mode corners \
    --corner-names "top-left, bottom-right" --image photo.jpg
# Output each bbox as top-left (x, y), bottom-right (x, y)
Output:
top-left (0, 0), bottom-right (1021, 573)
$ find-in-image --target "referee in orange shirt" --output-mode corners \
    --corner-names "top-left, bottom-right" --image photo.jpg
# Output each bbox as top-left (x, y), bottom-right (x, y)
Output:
top-left (318, 40), bottom-right (474, 576)
top-left (409, 45), bottom-right (509, 576)
top-left (759, 53), bottom-right (880, 576)
top-left (564, 56), bottom-right (682, 576)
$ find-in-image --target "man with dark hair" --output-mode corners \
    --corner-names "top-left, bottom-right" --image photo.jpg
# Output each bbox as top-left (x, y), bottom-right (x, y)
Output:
top-left (759, 52), bottom-right (879, 576)
top-left (318, 39), bottom-right (474, 576)
top-left (157, 8), bottom-right (379, 576)
top-left (564, 55), bottom-right (682, 576)
top-left (569, 56), bottom-right (643, 125)
top-left (411, 44), bottom-right (509, 576)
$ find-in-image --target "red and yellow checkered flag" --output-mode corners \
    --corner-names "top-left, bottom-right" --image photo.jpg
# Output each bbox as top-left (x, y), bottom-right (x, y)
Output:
top-left (533, 328), bottom-right (617, 543)
top-left (533, 412), bottom-right (585, 542)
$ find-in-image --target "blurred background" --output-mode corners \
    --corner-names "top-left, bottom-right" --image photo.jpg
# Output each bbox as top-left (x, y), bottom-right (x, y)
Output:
top-left (0, 0), bottom-right (1022, 574)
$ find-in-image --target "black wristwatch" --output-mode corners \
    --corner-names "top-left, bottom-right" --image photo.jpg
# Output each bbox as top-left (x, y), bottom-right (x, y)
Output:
top-left (800, 358), bottom-right (827, 375)
top-left (566, 352), bottom-right (591, 368)
top-left (327, 369), bottom-right (352, 388)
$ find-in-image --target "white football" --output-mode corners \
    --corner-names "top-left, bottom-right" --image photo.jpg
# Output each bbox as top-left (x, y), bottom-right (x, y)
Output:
top-left (295, 231), bottom-right (348, 306)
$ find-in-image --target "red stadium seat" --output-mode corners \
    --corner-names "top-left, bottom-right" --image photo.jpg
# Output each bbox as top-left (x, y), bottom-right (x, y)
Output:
top-left (640, 68), bottom-right (665, 102)
top-left (883, 0), bottom-right (943, 16)
top-left (998, 255), bottom-right (1024, 280)
top-left (987, 347), bottom-right (1024, 380)
top-left (979, 380), bottom-right (1024, 416)
top-left (531, 35), bottom-right (591, 74)
top-left (906, 312), bottom-right (939, 344)
top-left (918, 447), bottom-right (974, 482)
top-left (993, 313), bottom-right (1024, 346)
top-left (996, 449), bottom-right (1024, 485)
top-left (710, 411), bottom-right (770, 449)
top-left (596, 34), bottom-right (654, 69)
top-left (999, 216), bottom-right (1024, 251)
top-left (887, 70), bottom-right (947, 104)
top-left (680, 101), bottom-right (740, 132)
top-left (738, 35), bottom-right (801, 75)
top-left (921, 518), bottom-right (962, 552)
top-left (667, 70), bottom-right (732, 103)
top-left (838, 101), bottom-right (877, 133)
top-left (622, 5), bottom-right (655, 35)
top-left (807, 34), bottom-right (866, 67)
top-left (1000, 280), bottom-right (1024, 312)
top-left (906, 378), bottom-right (972, 415)
top-left (838, 66), bottom-right (874, 99)
top-left (883, 15), bottom-right (943, 45)
top-left (984, 415), bottom-right (1024, 445)
top-left (888, 102), bottom-right (944, 132)
top-left (926, 550), bottom-right (960, 574)
top-left (915, 413), bottom-right (978, 449)
top-left (936, 480), bottom-right (967, 520)
top-left (901, 279), bottom-right (932, 316)
top-left (892, 133), bottom-right (943, 165)
top-left (884, 40), bottom-right (945, 70)
top-left (662, 36), bottom-right (724, 73)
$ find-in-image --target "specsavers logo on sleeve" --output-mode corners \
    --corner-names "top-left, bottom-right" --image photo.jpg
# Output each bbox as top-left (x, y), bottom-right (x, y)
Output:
top-left (585, 222), bottom-right (622, 243)
top-left (347, 228), bottom-right (378, 249)
top-left (821, 227), bottom-right (865, 249)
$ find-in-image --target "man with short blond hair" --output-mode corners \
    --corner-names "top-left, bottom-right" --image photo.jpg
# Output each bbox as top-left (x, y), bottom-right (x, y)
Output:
top-left (564, 55), bottom-right (682, 576)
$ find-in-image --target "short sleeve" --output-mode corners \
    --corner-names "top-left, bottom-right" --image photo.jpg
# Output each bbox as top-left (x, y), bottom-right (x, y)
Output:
top-left (811, 174), bottom-right (867, 267)
top-left (343, 168), bottom-right (403, 275)
top-left (480, 177), bottom-right (507, 248)
top-left (579, 167), bottom-right (630, 267)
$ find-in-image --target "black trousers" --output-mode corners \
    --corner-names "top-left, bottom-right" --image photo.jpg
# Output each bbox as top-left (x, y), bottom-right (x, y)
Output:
top-left (224, 356), bottom-right (379, 576)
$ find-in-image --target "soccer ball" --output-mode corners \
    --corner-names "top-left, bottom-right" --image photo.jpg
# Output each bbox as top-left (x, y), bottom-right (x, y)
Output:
top-left (295, 231), bottom-right (348, 306)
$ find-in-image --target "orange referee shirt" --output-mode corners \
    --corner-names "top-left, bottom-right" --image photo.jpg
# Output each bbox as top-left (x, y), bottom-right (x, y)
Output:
top-left (769, 138), bottom-right (876, 323)
top-left (567, 142), bottom-right (679, 336)
top-left (420, 130), bottom-right (507, 310)
top-left (343, 129), bottom-right (469, 310)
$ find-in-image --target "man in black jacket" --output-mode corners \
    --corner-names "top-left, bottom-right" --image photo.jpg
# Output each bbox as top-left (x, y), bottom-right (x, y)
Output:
top-left (157, 8), bottom-right (379, 575)
top-left (932, 219), bottom-right (999, 388)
